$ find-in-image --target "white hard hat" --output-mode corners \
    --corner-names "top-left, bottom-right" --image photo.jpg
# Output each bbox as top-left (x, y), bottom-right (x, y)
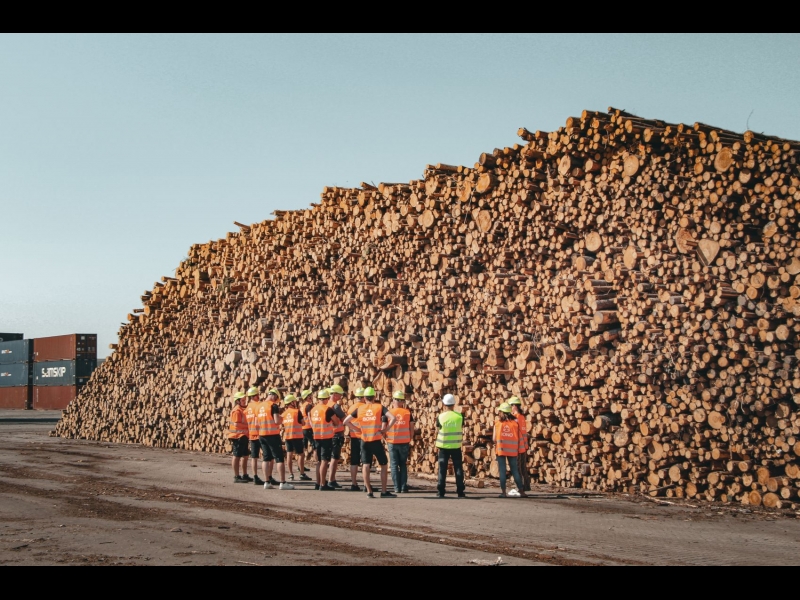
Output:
top-left (442, 394), bottom-right (456, 406)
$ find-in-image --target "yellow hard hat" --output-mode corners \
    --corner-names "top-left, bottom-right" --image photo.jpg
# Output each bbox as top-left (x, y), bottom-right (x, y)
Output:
top-left (392, 391), bottom-right (406, 401)
top-left (246, 387), bottom-right (260, 397)
top-left (354, 387), bottom-right (365, 397)
top-left (267, 388), bottom-right (281, 398)
top-left (498, 402), bottom-right (513, 414)
top-left (508, 396), bottom-right (522, 406)
top-left (234, 391), bottom-right (246, 400)
top-left (317, 389), bottom-right (331, 400)
top-left (283, 394), bottom-right (297, 405)
top-left (301, 390), bottom-right (313, 400)
top-left (330, 384), bottom-right (345, 395)
top-left (363, 387), bottom-right (376, 398)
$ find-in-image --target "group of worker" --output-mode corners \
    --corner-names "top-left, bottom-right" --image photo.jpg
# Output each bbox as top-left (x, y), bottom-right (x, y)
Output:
top-left (228, 384), bottom-right (531, 499)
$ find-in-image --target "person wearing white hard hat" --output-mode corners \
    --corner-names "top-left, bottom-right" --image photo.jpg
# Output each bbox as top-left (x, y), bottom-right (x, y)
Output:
top-left (435, 394), bottom-right (466, 498)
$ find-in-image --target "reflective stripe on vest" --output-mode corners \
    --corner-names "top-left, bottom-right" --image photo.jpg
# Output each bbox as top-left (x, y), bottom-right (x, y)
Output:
top-left (436, 411), bottom-right (463, 449)
top-left (386, 408), bottom-right (411, 445)
top-left (348, 402), bottom-right (365, 438)
top-left (244, 402), bottom-right (260, 440)
top-left (228, 406), bottom-right (249, 439)
top-left (515, 413), bottom-right (529, 453)
top-left (310, 404), bottom-right (334, 440)
top-left (494, 420), bottom-right (519, 457)
top-left (257, 401), bottom-right (280, 437)
top-left (357, 403), bottom-right (384, 443)
top-left (282, 408), bottom-right (303, 440)
top-left (302, 402), bottom-right (313, 430)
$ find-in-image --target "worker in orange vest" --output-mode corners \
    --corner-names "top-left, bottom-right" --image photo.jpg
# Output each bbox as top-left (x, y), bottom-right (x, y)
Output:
top-left (282, 394), bottom-right (312, 482)
top-left (243, 386), bottom-right (265, 486)
top-left (508, 396), bottom-right (530, 492)
top-left (327, 385), bottom-right (348, 489)
top-left (310, 389), bottom-right (337, 491)
top-left (346, 387), bottom-right (366, 492)
top-left (228, 391), bottom-right (251, 484)
top-left (387, 391), bottom-right (414, 493)
top-left (494, 403), bottom-right (528, 498)
top-left (343, 387), bottom-right (397, 498)
top-left (257, 388), bottom-right (294, 490)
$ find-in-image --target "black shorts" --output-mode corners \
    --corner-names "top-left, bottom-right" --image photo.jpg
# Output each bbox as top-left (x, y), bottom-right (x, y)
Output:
top-left (285, 438), bottom-right (304, 454)
top-left (361, 440), bottom-right (388, 466)
top-left (249, 440), bottom-right (261, 459)
top-left (230, 437), bottom-right (249, 458)
top-left (349, 437), bottom-right (362, 466)
top-left (315, 438), bottom-right (333, 462)
top-left (332, 434), bottom-right (344, 460)
top-left (259, 435), bottom-right (285, 463)
top-left (303, 429), bottom-right (315, 450)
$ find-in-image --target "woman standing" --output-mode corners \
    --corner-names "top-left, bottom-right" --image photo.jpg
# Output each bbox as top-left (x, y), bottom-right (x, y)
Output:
top-left (494, 403), bottom-right (528, 498)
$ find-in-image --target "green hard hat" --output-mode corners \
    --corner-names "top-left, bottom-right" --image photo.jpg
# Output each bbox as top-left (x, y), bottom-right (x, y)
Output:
top-left (363, 387), bottom-right (376, 398)
top-left (498, 403), bottom-right (513, 414)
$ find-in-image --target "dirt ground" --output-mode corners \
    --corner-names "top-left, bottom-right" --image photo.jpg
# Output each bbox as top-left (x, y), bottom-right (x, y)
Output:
top-left (0, 412), bottom-right (798, 566)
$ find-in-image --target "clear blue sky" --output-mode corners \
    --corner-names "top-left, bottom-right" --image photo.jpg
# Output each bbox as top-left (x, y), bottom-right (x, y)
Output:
top-left (1, 34), bottom-right (798, 357)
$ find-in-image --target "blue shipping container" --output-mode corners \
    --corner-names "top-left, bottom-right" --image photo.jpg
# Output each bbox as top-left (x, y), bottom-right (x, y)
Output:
top-left (0, 340), bottom-right (34, 365)
top-left (33, 359), bottom-right (96, 387)
top-left (0, 363), bottom-right (32, 388)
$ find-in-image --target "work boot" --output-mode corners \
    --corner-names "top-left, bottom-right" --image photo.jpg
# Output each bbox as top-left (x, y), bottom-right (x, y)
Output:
top-left (254, 476), bottom-right (265, 486)
top-left (241, 474), bottom-right (253, 483)
top-left (350, 484), bottom-right (361, 492)
top-left (314, 484), bottom-right (320, 490)
top-left (457, 492), bottom-right (467, 498)
top-left (234, 476), bottom-right (248, 484)
top-left (319, 484), bottom-right (334, 491)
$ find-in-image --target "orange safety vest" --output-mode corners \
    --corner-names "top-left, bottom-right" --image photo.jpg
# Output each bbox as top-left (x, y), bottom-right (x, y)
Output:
top-left (331, 402), bottom-right (345, 435)
top-left (386, 407), bottom-right (412, 445)
top-left (494, 419), bottom-right (520, 457)
top-left (257, 401), bottom-right (280, 437)
top-left (282, 407), bottom-right (304, 441)
top-left (310, 403), bottom-right (334, 440)
top-left (244, 401), bottom-right (261, 441)
top-left (357, 403), bottom-right (384, 443)
top-left (348, 402), bottom-right (365, 438)
top-left (302, 402), bottom-right (313, 430)
top-left (515, 413), bottom-right (529, 453)
top-left (228, 405), bottom-right (249, 439)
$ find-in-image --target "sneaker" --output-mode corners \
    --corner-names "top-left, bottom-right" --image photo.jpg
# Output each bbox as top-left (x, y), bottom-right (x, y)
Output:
top-left (366, 492), bottom-right (375, 498)
top-left (304, 467), bottom-right (311, 472)
top-left (319, 485), bottom-right (334, 491)
top-left (314, 484), bottom-right (320, 490)
top-left (299, 474), bottom-right (312, 481)
top-left (436, 493), bottom-right (445, 499)
top-left (288, 474), bottom-right (295, 481)
top-left (279, 483), bottom-right (295, 490)
top-left (268, 477), bottom-right (280, 486)
top-left (457, 492), bottom-right (467, 498)
top-left (328, 481), bottom-right (342, 489)
top-left (380, 492), bottom-right (397, 498)
top-left (349, 484), bottom-right (361, 492)
top-left (254, 476), bottom-right (265, 486)
top-left (263, 483), bottom-right (275, 490)
top-left (508, 489), bottom-right (521, 498)
top-left (241, 474), bottom-right (253, 483)
top-left (401, 487), bottom-right (410, 494)
top-left (234, 476), bottom-right (248, 484)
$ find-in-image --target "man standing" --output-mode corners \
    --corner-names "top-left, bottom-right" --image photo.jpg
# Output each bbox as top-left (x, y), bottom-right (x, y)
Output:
top-left (327, 384), bottom-right (348, 489)
top-left (343, 387), bottom-right (397, 499)
top-left (346, 387), bottom-right (366, 492)
top-left (435, 394), bottom-right (466, 498)
top-left (300, 389), bottom-right (315, 461)
top-left (310, 389), bottom-right (335, 491)
top-left (257, 388), bottom-right (294, 490)
top-left (282, 394), bottom-right (311, 481)
top-left (508, 396), bottom-right (530, 492)
top-left (386, 391), bottom-right (414, 493)
top-left (244, 386), bottom-right (265, 486)
top-left (228, 391), bottom-right (251, 484)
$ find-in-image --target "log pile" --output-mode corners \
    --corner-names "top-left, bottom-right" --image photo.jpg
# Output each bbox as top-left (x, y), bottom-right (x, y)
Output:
top-left (56, 107), bottom-right (800, 508)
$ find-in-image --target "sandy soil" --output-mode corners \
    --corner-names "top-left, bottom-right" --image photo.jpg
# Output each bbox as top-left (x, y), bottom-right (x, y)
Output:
top-left (0, 412), bottom-right (798, 566)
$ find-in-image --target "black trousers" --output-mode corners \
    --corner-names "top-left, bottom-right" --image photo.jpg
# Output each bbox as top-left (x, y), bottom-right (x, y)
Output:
top-left (437, 448), bottom-right (465, 494)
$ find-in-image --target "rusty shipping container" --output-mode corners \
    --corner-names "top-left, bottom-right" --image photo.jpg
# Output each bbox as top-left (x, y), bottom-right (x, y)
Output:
top-left (0, 339), bottom-right (34, 365)
top-left (34, 334), bottom-right (97, 363)
top-left (33, 386), bottom-right (81, 411)
top-left (0, 387), bottom-right (31, 409)
top-left (0, 333), bottom-right (23, 343)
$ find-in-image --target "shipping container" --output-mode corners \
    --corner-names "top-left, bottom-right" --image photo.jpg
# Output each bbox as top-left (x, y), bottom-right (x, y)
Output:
top-left (33, 386), bottom-right (80, 410)
top-left (0, 363), bottom-right (32, 388)
top-left (0, 339), bottom-right (34, 365)
top-left (33, 359), bottom-right (96, 387)
top-left (0, 387), bottom-right (31, 409)
top-left (0, 333), bottom-right (23, 343)
top-left (34, 334), bottom-right (97, 363)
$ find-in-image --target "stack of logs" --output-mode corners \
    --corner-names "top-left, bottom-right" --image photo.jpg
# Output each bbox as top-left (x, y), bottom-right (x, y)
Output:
top-left (56, 107), bottom-right (800, 509)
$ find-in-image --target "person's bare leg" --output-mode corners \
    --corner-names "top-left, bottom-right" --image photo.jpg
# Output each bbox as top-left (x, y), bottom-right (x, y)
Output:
top-left (286, 453), bottom-right (294, 477)
top-left (262, 460), bottom-right (270, 483)
top-left (266, 460), bottom-right (274, 481)
top-left (350, 466), bottom-right (359, 485)
top-left (316, 461), bottom-right (322, 486)
top-left (329, 458), bottom-right (339, 484)
top-left (320, 461), bottom-right (329, 486)
top-left (362, 463), bottom-right (372, 494)
top-left (298, 453), bottom-right (305, 475)
top-left (232, 456), bottom-right (240, 477)
top-left (251, 458), bottom-right (258, 478)
top-left (380, 464), bottom-right (389, 493)
top-left (277, 463), bottom-right (286, 483)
